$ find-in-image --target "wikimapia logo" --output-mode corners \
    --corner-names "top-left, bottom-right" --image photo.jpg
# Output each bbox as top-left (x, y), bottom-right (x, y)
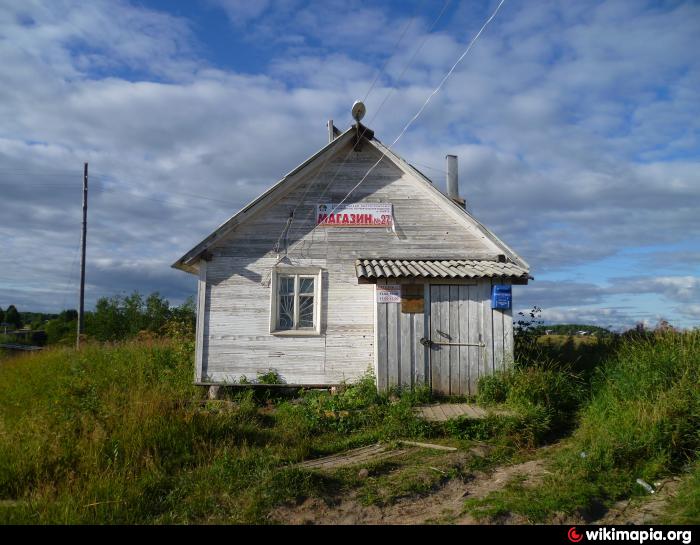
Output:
top-left (567, 526), bottom-right (693, 544)
top-left (569, 528), bottom-right (584, 543)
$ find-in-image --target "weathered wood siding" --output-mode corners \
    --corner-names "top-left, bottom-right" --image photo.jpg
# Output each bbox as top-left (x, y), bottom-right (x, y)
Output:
top-left (375, 277), bottom-right (514, 395)
top-left (200, 140), bottom-right (506, 385)
top-left (374, 280), bottom-right (428, 391)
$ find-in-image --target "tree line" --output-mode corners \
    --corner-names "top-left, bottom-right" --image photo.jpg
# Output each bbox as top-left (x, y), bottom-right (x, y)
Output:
top-left (2, 293), bottom-right (195, 346)
top-left (0, 305), bottom-right (23, 329)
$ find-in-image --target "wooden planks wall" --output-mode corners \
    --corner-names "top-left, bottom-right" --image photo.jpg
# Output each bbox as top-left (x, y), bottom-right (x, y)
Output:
top-left (200, 140), bottom-right (509, 385)
top-left (194, 261), bottom-right (207, 382)
top-left (492, 278), bottom-right (514, 371)
top-left (376, 278), bottom-right (514, 395)
top-left (428, 283), bottom-right (483, 396)
top-left (374, 279), bottom-right (427, 390)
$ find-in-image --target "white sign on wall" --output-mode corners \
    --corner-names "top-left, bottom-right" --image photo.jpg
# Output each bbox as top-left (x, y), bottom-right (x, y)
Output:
top-left (316, 203), bottom-right (393, 228)
top-left (376, 284), bottom-right (401, 303)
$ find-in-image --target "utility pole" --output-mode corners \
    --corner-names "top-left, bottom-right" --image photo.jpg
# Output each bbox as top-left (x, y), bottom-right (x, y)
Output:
top-left (77, 162), bottom-right (88, 349)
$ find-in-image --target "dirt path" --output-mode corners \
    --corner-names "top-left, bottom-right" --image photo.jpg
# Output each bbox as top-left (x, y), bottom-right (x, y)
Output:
top-left (271, 457), bottom-right (549, 525)
top-left (592, 477), bottom-right (682, 525)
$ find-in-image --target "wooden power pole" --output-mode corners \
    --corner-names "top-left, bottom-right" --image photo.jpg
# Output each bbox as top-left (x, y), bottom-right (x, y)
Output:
top-left (77, 162), bottom-right (88, 349)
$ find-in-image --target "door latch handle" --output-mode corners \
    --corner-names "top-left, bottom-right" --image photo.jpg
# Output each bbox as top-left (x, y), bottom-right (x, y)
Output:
top-left (420, 337), bottom-right (432, 347)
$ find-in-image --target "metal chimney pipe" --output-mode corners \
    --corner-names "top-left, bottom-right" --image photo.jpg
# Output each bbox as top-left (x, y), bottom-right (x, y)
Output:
top-left (446, 154), bottom-right (465, 207)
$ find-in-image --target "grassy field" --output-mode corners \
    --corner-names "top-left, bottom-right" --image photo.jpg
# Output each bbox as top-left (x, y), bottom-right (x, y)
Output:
top-left (0, 331), bottom-right (698, 524)
top-left (466, 331), bottom-right (700, 523)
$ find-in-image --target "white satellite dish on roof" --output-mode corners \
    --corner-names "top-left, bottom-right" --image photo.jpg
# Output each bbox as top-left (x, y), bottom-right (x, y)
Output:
top-left (351, 100), bottom-right (366, 122)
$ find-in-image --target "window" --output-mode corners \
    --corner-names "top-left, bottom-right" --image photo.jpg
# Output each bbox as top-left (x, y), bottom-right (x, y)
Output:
top-left (270, 267), bottom-right (322, 335)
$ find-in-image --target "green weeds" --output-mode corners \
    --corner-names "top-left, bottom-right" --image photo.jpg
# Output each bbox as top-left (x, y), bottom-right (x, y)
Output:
top-left (465, 331), bottom-right (700, 523)
top-left (2, 330), bottom-right (697, 524)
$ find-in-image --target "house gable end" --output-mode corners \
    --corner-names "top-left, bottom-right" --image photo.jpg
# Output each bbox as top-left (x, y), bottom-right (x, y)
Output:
top-left (173, 128), bottom-right (528, 274)
top-left (206, 140), bottom-right (512, 267)
top-left (172, 127), bottom-right (356, 273)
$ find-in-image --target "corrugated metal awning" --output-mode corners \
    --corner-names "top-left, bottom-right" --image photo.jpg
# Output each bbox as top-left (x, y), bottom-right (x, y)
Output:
top-left (355, 259), bottom-right (530, 280)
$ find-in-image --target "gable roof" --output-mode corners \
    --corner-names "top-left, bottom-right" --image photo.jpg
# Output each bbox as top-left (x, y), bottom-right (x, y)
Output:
top-left (172, 124), bottom-right (529, 274)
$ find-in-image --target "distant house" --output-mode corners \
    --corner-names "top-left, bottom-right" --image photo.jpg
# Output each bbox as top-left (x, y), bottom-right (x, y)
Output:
top-left (173, 114), bottom-right (531, 395)
top-left (576, 330), bottom-right (590, 336)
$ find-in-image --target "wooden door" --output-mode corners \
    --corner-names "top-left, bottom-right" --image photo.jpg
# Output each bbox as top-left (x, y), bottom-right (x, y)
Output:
top-left (429, 284), bottom-right (483, 396)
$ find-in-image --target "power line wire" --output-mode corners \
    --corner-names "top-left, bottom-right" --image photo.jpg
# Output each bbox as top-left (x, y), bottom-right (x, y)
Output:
top-left (280, 1), bottom-right (456, 258)
top-left (0, 173), bottom-right (243, 210)
top-left (58, 231), bottom-right (83, 313)
top-left (410, 161), bottom-right (447, 174)
top-left (361, 1), bottom-right (423, 104)
top-left (92, 176), bottom-right (242, 207)
top-left (367, 0), bottom-right (452, 127)
top-left (279, 3), bottom-right (428, 236)
top-left (286, 0), bottom-right (506, 258)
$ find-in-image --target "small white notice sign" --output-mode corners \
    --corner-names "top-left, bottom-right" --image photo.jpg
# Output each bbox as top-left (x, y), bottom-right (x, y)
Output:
top-left (376, 284), bottom-right (401, 303)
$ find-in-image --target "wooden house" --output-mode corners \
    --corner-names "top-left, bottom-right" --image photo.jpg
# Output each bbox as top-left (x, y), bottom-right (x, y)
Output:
top-left (173, 116), bottom-right (530, 395)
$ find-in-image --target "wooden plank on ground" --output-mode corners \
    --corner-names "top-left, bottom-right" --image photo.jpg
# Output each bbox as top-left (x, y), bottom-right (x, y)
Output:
top-left (295, 443), bottom-right (413, 470)
top-left (413, 403), bottom-right (512, 422)
top-left (399, 440), bottom-right (457, 452)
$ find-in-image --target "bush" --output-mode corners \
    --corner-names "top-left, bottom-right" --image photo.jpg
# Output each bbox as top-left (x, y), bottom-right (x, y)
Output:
top-left (476, 373), bottom-right (509, 404)
top-left (256, 370), bottom-right (283, 385)
top-left (275, 371), bottom-right (431, 438)
top-left (476, 363), bottom-right (585, 434)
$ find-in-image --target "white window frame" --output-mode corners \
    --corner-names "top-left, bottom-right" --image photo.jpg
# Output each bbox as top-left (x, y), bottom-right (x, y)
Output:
top-left (269, 267), bottom-right (323, 336)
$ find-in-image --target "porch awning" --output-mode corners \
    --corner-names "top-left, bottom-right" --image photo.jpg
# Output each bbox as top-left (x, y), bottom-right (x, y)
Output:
top-left (355, 259), bottom-right (530, 281)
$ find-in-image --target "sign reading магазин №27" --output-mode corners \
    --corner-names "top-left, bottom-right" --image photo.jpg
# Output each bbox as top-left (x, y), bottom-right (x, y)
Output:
top-left (316, 203), bottom-right (393, 227)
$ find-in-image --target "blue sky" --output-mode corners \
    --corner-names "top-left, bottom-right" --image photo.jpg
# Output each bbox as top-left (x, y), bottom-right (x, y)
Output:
top-left (0, 0), bottom-right (699, 330)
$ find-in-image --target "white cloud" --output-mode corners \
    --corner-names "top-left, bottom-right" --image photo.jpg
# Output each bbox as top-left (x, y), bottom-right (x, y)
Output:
top-left (678, 304), bottom-right (700, 321)
top-left (0, 0), bottom-right (698, 331)
top-left (611, 276), bottom-right (700, 302)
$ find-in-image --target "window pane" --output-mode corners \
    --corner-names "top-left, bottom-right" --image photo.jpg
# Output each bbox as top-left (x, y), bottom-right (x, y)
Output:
top-left (299, 277), bottom-right (315, 294)
top-left (278, 295), bottom-right (294, 329)
top-left (279, 276), bottom-right (295, 295)
top-left (298, 295), bottom-right (314, 327)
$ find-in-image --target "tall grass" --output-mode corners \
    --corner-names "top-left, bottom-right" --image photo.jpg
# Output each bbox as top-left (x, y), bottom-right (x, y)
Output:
top-left (477, 361), bottom-right (585, 436)
top-left (664, 459), bottom-right (700, 524)
top-left (0, 341), bottom-right (435, 523)
top-left (466, 330), bottom-right (700, 522)
top-left (0, 340), bottom-right (244, 522)
top-left (0, 341), bottom-right (311, 523)
top-left (4, 331), bottom-right (697, 524)
top-left (573, 331), bottom-right (699, 481)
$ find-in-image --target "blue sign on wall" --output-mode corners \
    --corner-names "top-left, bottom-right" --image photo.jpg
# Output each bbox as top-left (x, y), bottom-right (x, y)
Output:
top-left (491, 284), bottom-right (512, 310)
